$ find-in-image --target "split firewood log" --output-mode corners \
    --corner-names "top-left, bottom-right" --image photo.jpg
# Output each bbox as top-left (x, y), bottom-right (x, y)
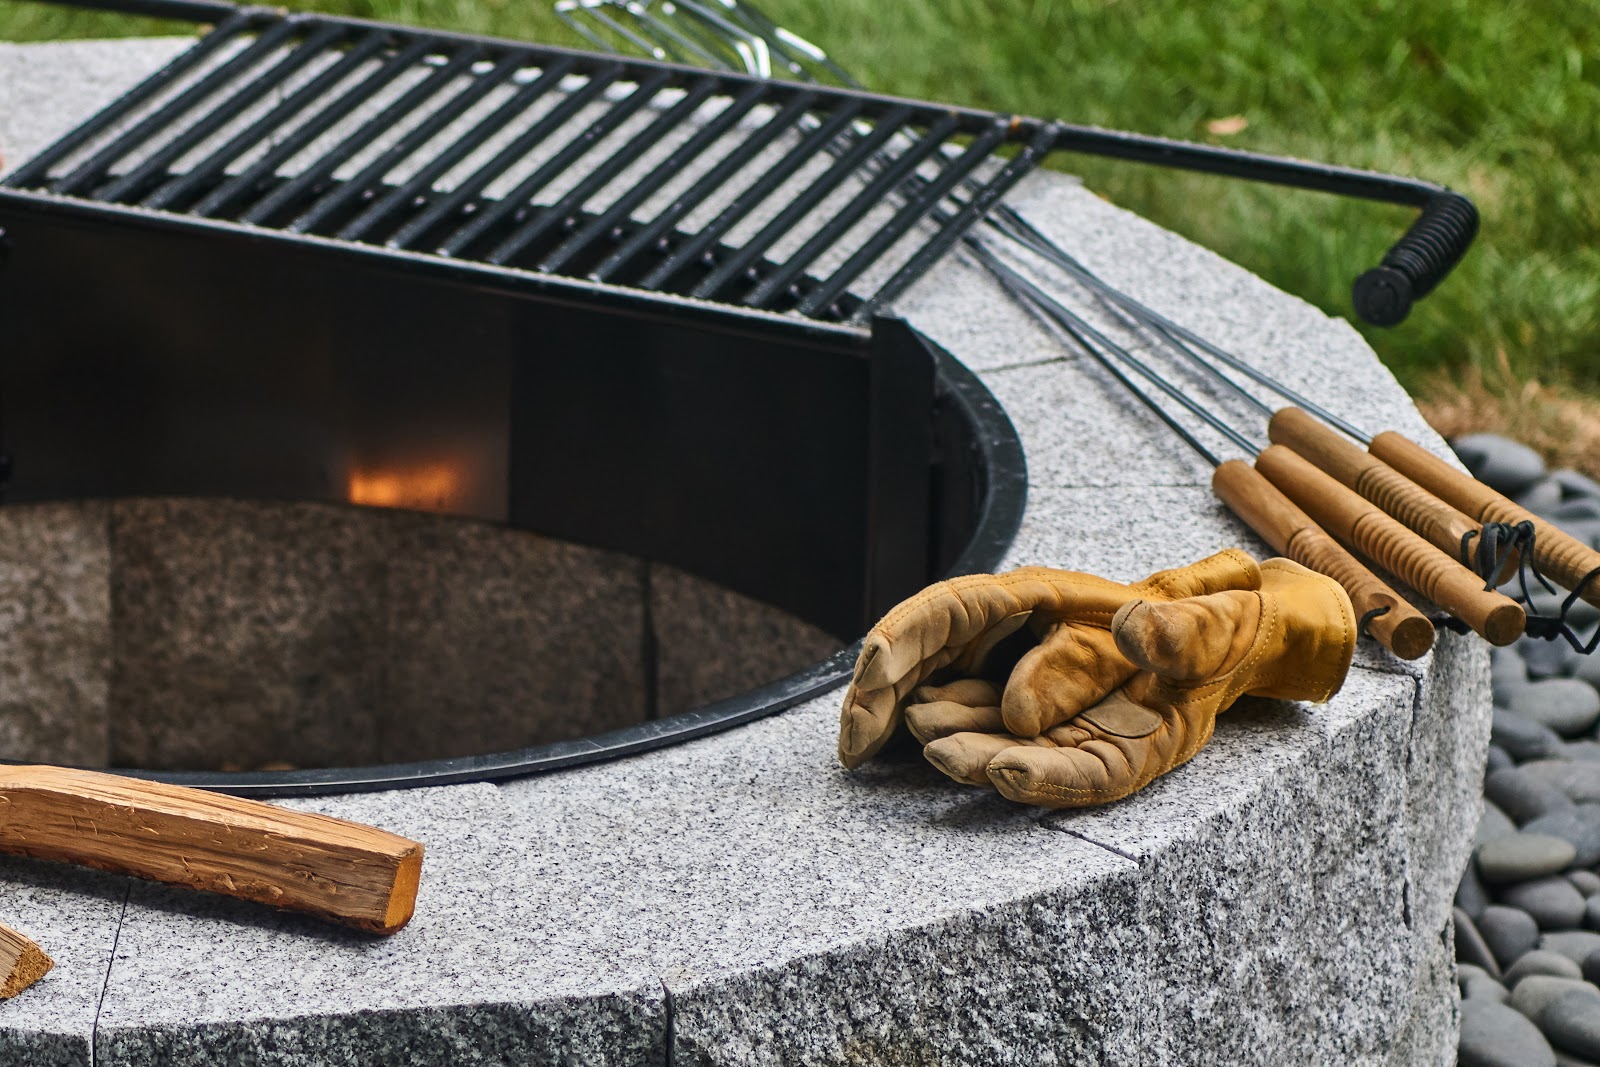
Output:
top-left (0, 766), bottom-right (423, 935)
top-left (1, 922), bottom-right (52, 1000)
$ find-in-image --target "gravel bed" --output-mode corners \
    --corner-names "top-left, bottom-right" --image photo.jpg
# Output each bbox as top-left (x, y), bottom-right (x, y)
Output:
top-left (1457, 435), bottom-right (1600, 1067)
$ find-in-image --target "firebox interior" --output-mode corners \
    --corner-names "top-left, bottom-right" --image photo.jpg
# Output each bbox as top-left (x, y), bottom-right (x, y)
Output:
top-left (0, 193), bottom-right (1025, 793)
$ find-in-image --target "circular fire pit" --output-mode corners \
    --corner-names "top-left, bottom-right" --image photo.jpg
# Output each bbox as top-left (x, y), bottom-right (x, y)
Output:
top-left (0, 333), bottom-right (1019, 792)
top-left (1, 35), bottom-right (1487, 1067)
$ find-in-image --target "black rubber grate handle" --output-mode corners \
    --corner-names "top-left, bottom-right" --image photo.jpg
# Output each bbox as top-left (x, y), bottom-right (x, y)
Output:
top-left (1352, 192), bottom-right (1479, 327)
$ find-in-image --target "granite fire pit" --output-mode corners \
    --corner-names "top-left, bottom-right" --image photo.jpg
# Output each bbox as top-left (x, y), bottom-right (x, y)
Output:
top-left (0, 35), bottom-right (1489, 1066)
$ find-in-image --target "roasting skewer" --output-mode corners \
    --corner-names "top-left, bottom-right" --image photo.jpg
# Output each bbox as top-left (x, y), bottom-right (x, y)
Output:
top-left (965, 243), bottom-right (1531, 653)
top-left (1369, 432), bottom-right (1600, 612)
top-left (964, 243), bottom-right (1437, 655)
top-left (985, 212), bottom-right (1532, 577)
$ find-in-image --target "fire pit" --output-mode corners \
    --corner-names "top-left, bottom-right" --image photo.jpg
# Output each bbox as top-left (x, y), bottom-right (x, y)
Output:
top-left (0, 16), bottom-right (1041, 791)
top-left (0, 23), bottom-right (1487, 1067)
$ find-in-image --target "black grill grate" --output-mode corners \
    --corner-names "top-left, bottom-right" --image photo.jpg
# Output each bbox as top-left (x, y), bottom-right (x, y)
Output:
top-left (5, 9), bottom-right (1055, 323)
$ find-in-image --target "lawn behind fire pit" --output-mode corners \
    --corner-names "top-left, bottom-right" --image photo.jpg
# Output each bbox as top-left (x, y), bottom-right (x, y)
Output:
top-left (7, 0), bottom-right (1598, 429)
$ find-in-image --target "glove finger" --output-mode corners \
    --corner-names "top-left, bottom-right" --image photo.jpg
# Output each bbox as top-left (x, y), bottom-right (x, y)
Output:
top-left (911, 678), bottom-right (1003, 708)
top-left (923, 731), bottom-right (1045, 786)
top-left (990, 678), bottom-right (1218, 807)
top-left (985, 739), bottom-right (1139, 807)
top-left (905, 700), bottom-right (1005, 745)
top-left (1110, 590), bottom-right (1260, 682)
top-left (1128, 548), bottom-right (1260, 601)
top-left (1001, 623), bottom-right (1135, 737)
top-left (840, 568), bottom-right (1146, 769)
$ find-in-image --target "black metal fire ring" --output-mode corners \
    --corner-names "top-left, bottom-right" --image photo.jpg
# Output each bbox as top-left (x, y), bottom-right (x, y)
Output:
top-left (24, 342), bottom-right (1023, 798)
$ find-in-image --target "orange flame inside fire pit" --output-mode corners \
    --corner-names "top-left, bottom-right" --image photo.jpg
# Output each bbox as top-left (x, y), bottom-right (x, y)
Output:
top-left (347, 463), bottom-right (465, 513)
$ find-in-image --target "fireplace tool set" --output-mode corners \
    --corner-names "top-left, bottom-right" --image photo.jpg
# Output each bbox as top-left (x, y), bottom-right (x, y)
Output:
top-left (0, 0), bottom-right (1587, 994)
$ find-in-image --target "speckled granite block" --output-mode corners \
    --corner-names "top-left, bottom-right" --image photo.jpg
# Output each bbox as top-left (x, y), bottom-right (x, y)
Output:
top-left (497, 693), bottom-right (1148, 1066)
top-left (1401, 632), bottom-right (1492, 947)
top-left (1043, 668), bottom-right (1418, 1065)
top-left (0, 38), bottom-right (194, 181)
top-left (92, 784), bottom-right (666, 1066)
top-left (980, 360), bottom-right (1217, 489)
top-left (0, 501), bottom-right (112, 766)
top-left (1386, 630), bottom-right (1491, 1063)
top-left (108, 498), bottom-right (389, 770)
top-left (381, 515), bottom-right (648, 760)
top-left (651, 563), bottom-right (843, 716)
top-left (0, 857), bottom-right (128, 1067)
top-left (665, 871), bottom-right (1147, 1067)
top-left (106, 499), bottom-right (651, 769)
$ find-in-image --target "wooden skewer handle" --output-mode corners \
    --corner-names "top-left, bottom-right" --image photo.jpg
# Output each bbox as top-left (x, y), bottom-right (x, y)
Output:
top-left (1370, 430), bottom-right (1600, 608)
top-left (1, 922), bottom-right (53, 1000)
top-left (0, 766), bottom-right (423, 935)
top-left (1255, 445), bottom-right (1524, 646)
top-left (1213, 459), bottom-right (1434, 660)
top-left (1268, 407), bottom-right (1515, 581)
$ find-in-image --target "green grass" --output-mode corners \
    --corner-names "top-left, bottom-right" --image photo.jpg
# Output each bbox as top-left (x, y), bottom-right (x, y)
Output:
top-left (6, 0), bottom-right (1599, 396)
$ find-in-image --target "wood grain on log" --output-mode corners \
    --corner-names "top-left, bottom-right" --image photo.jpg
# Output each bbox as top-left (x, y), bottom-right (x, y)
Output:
top-left (1, 922), bottom-right (52, 1000)
top-left (0, 766), bottom-right (423, 935)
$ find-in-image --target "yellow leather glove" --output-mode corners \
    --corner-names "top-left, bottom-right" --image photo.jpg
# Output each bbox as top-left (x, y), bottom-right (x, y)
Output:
top-left (837, 551), bottom-right (1356, 808)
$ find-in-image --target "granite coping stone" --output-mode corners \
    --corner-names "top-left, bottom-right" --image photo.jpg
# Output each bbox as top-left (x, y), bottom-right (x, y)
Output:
top-left (0, 34), bottom-right (1489, 1066)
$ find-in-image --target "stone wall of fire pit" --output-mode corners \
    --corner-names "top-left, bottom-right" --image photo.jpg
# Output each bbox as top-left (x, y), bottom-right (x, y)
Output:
top-left (0, 497), bottom-right (837, 771)
top-left (0, 36), bottom-right (1488, 1067)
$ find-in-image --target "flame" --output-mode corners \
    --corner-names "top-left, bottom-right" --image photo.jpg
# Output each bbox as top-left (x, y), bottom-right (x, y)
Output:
top-left (347, 463), bottom-right (464, 513)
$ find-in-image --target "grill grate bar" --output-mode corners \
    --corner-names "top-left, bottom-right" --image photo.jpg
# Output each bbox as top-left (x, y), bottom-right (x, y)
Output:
top-left (51, 17), bottom-right (303, 198)
top-left (443, 69), bottom-right (698, 259)
top-left (280, 47), bottom-right (512, 233)
top-left (377, 61), bottom-right (642, 249)
top-left (852, 121), bottom-right (1060, 323)
top-left (688, 104), bottom-right (911, 301)
top-left (4, 10), bottom-right (257, 190)
top-left (480, 75), bottom-right (722, 264)
top-left (335, 56), bottom-right (581, 243)
top-left (144, 28), bottom-right (393, 212)
top-left (796, 120), bottom-right (1008, 318)
top-left (97, 22), bottom-right (350, 205)
top-left (640, 99), bottom-right (863, 292)
top-left (742, 111), bottom-right (961, 309)
top-left (587, 88), bottom-right (814, 284)
top-left (10, 11), bottom-right (1058, 322)
top-left (533, 80), bottom-right (766, 274)
top-left (193, 35), bottom-right (439, 220)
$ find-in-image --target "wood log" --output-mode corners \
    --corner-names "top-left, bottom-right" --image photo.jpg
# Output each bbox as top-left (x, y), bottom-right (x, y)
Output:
top-left (1, 922), bottom-right (53, 1000)
top-left (0, 766), bottom-right (423, 935)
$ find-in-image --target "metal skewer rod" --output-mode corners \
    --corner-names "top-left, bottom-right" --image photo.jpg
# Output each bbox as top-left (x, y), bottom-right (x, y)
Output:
top-left (969, 240), bottom-right (1523, 648)
top-left (962, 244), bottom-right (1435, 658)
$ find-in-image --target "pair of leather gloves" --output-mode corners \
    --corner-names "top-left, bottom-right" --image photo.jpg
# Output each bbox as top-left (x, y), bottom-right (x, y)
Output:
top-left (838, 549), bottom-right (1357, 808)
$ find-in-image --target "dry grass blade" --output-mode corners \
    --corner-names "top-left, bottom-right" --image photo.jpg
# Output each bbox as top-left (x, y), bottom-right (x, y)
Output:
top-left (1419, 350), bottom-right (1600, 480)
